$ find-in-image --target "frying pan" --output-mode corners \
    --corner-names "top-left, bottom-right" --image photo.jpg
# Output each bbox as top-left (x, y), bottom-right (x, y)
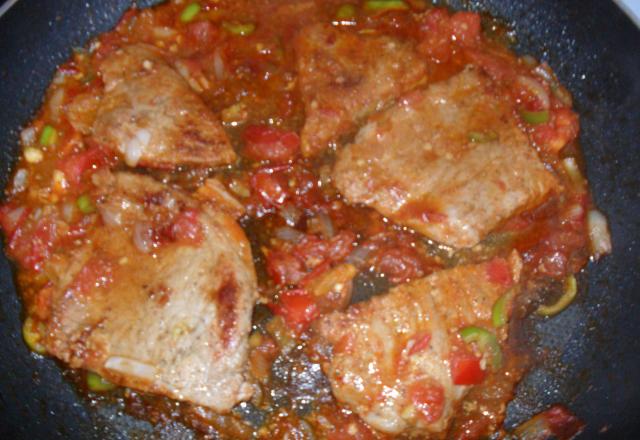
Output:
top-left (0, 0), bottom-right (639, 438)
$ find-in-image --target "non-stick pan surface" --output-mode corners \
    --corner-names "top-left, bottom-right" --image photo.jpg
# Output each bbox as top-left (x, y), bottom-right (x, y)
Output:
top-left (1, 0), bottom-right (639, 438)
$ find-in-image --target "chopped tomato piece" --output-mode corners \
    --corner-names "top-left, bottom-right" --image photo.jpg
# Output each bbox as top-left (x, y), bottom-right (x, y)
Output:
top-left (292, 234), bottom-right (328, 268)
top-left (464, 47), bottom-right (518, 82)
top-left (8, 215), bottom-right (58, 272)
top-left (266, 249), bottom-right (306, 286)
top-left (450, 350), bottom-right (486, 385)
top-left (450, 12), bottom-right (481, 45)
top-left (531, 107), bottom-right (579, 153)
top-left (327, 230), bottom-right (357, 261)
top-left (298, 259), bottom-right (331, 287)
top-left (169, 209), bottom-right (204, 245)
top-left (333, 333), bottom-right (354, 355)
top-left (186, 20), bottom-right (219, 48)
top-left (291, 167), bottom-right (323, 208)
top-left (270, 289), bottom-right (319, 334)
top-left (374, 246), bottom-right (426, 284)
top-left (408, 381), bottom-right (445, 424)
top-left (250, 170), bottom-right (290, 206)
top-left (0, 204), bottom-right (29, 238)
top-left (513, 404), bottom-right (584, 440)
top-left (243, 125), bottom-right (300, 164)
top-left (322, 407), bottom-right (378, 440)
top-left (486, 257), bottom-right (512, 287)
top-left (68, 257), bottom-right (114, 295)
top-left (417, 8), bottom-right (453, 63)
top-left (58, 145), bottom-right (113, 188)
top-left (407, 331), bottom-right (432, 356)
top-left (545, 405), bottom-right (585, 439)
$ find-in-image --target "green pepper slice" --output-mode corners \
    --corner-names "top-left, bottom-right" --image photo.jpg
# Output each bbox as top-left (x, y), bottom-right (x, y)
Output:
top-left (222, 21), bottom-right (256, 36)
top-left (520, 109), bottom-right (550, 125)
top-left (459, 326), bottom-right (503, 370)
top-left (491, 292), bottom-right (510, 328)
top-left (336, 4), bottom-right (357, 20)
top-left (39, 125), bottom-right (58, 146)
top-left (364, 0), bottom-right (409, 12)
top-left (76, 194), bottom-right (95, 214)
top-left (87, 371), bottom-right (117, 392)
top-left (536, 275), bottom-right (577, 317)
top-left (180, 3), bottom-right (201, 23)
top-left (468, 130), bottom-right (498, 143)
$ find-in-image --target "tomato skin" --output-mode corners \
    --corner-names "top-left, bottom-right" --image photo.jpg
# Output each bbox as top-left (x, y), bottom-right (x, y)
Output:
top-left (408, 381), bottom-right (445, 424)
top-left (270, 289), bottom-right (319, 334)
top-left (374, 246), bottom-right (425, 284)
top-left (450, 350), bottom-right (486, 385)
top-left (169, 209), bottom-right (203, 245)
top-left (486, 258), bottom-right (512, 287)
top-left (407, 331), bottom-right (432, 356)
top-left (266, 249), bottom-right (306, 286)
top-left (243, 125), bottom-right (300, 164)
top-left (250, 170), bottom-right (290, 207)
top-left (450, 12), bottom-right (481, 45)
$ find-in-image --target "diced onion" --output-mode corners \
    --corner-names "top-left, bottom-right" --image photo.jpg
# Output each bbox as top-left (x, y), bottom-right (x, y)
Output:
top-left (152, 26), bottom-right (177, 40)
top-left (274, 226), bottom-right (304, 243)
top-left (123, 129), bottom-right (150, 167)
top-left (587, 209), bottom-right (612, 260)
top-left (24, 147), bottom-right (43, 163)
top-left (213, 49), bottom-right (225, 80)
top-left (104, 356), bottom-right (156, 380)
top-left (48, 88), bottom-right (66, 123)
top-left (533, 63), bottom-right (555, 84)
top-left (5, 207), bottom-right (27, 231)
top-left (62, 202), bottom-right (75, 222)
top-left (12, 169), bottom-right (28, 193)
top-left (562, 157), bottom-right (583, 184)
top-left (517, 75), bottom-right (550, 110)
top-left (20, 127), bottom-right (36, 146)
top-left (310, 212), bottom-right (335, 239)
top-left (133, 222), bottom-right (154, 253)
top-left (98, 205), bottom-right (122, 227)
top-left (345, 243), bottom-right (375, 267)
top-left (279, 204), bottom-right (301, 226)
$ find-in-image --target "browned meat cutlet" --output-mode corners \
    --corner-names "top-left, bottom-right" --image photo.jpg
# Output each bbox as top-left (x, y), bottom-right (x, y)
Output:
top-left (316, 253), bottom-right (521, 436)
top-left (333, 67), bottom-right (559, 248)
top-left (37, 171), bottom-right (256, 411)
top-left (91, 44), bottom-right (236, 169)
top-left (295, 23), bottom-right (427, 156)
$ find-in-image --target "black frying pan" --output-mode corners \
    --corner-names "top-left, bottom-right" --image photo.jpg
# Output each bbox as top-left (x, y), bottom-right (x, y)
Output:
top-left (1, 0), bottom-right (639, 438)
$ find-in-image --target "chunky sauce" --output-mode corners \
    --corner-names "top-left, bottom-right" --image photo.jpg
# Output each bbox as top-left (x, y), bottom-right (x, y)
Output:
top-left (1, 1), bottom-right (606, 438)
